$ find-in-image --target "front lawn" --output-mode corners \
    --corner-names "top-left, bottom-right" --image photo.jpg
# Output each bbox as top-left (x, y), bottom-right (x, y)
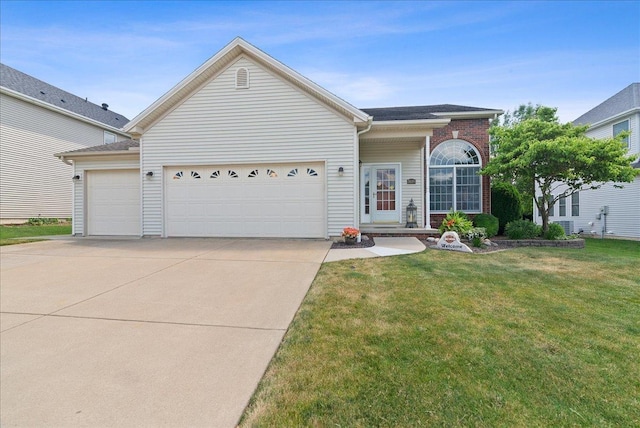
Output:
top-left (0, 224), bottom-right (72, 246)
top-left (241, 238), bottom-right (640, 427)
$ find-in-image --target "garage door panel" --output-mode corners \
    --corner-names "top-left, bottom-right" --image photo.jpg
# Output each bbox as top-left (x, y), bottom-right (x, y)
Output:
top-left (88, 170), bottom-right (140, 236)
top-left (166, 163), bottom-right (325, 238)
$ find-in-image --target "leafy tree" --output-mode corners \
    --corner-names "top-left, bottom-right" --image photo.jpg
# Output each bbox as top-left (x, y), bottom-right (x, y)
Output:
top-left (482, 106), bottom-right (638, 234)
top-left (490, 104), bottom-right (558, 217)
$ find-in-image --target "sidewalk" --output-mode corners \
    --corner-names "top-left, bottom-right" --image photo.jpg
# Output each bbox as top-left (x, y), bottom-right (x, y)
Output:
top-left (324, 237), bottom-right (426, 262)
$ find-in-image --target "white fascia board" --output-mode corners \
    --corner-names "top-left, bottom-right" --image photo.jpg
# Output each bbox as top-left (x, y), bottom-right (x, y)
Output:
top-left (431, 110), bottom-right (504, 119)
top-left (372, 118), bottom-right (451, 130)
top-left (1, 86), bottom-right (130, 136)
top-left (581, 108), bottom-right (640, 129)
top-left (124, 37), bottom-right (369, 133)
top-left (54, 150), bottom-right (140, 159)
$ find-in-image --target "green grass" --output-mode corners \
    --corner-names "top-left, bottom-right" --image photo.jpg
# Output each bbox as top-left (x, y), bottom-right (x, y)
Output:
top-left (241, 238), bottom-right (640, 427)
top-left (0, 224), bottom-right (72, 245)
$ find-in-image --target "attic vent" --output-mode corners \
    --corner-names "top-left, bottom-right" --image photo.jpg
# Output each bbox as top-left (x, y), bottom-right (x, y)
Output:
top-left (235, 67), bottom-right (249, 89)
top-left (101, 103), bottom-right (109, 110)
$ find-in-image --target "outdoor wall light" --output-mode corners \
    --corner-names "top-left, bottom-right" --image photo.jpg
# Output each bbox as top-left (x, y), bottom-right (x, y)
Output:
top-left (146, 171), bottom-right (154, 177)
top-left (338, 166), bottom-right (344, 176)
top-left (72, 175), bottom-right (81, 181)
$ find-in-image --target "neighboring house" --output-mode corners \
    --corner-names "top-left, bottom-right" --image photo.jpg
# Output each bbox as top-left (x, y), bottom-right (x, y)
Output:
top-left (0, 63), bottom-right (130, 221)
top-left (56, 38), bottom-right (500, 238)
top-left (534, 83), bottom-right (640, 239)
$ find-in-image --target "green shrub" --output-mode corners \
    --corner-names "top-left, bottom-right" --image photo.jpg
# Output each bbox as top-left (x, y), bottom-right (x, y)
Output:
top-left (491, 182), bottom-right (523, 235)
top-left (545, 223), bottom-right (566, 240)
top-left (27, 217), bottom-right (59, 226)
top-left (439, 210), bottom-right (473, 236)
top-left (505, 219), bottom-right (541, 239)
top-left (472, 213), bottom-right (499, 237)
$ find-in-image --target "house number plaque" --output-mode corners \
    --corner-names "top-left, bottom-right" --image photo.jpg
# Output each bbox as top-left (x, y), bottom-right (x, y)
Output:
top-left (406, 178), bottom-right (416, 184)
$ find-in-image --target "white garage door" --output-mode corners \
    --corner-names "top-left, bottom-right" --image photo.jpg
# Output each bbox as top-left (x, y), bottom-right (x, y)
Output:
top-left (87, 170), bottom-right (140, 236)
top-left (165, 163), bottom-right (325, 238)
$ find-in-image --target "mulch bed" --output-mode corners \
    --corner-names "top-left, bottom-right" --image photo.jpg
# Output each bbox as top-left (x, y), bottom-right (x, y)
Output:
top-left (330, 236), bottom-right (375, 249)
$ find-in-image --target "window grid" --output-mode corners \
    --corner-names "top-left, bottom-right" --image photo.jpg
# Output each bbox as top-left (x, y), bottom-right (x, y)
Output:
top-left (429, 139), bottom-right (481, 212)
top-left (571, 192), bottom-right (580, 216)
top-left (559, 196), bottom-right (566, 217)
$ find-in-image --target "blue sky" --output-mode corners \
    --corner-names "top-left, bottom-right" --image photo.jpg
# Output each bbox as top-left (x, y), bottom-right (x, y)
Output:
top-left (1, 1), bottom-right (638, 123)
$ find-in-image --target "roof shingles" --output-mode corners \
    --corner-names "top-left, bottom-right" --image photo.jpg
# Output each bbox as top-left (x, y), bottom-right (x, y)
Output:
top-left (361, 104), bottom-right (499, 121)
top-left (1, 63), bottom-right (129, 129)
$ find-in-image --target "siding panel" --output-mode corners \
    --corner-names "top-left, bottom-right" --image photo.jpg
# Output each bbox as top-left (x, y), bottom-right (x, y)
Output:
top-left (1, 94), bottom-right (113, 219)
top-left (141, 56), bottom-right (357, 237)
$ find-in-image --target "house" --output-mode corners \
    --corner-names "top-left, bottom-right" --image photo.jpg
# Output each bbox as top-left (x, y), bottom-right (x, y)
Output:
top-left (534, 83), bottom-right (640, 239)
top-left (0, 63), bottom-right (130, 222)
top-left (55, 38), bottom-right (501, 238)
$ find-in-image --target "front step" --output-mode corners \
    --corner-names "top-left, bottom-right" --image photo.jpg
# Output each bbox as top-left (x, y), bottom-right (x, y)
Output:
top-left (360, 225), bottom-right (440, 238)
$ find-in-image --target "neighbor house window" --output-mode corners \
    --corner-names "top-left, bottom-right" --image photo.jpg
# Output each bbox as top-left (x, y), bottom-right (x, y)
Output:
top-left (537, 195), bottom-right (554, 216)
top-left (104, 131), bottom-right (116, 144)
top-left (429, 140), bottom-right (481, 212)
top-left (559, 196), bottom-right (566, 216)
top-left (613, 120), bottom-right (629, 148)
top-left (571, 192), bottom-right (580, 216)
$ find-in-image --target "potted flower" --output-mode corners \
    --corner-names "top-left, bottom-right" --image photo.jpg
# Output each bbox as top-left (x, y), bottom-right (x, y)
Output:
top-left (342, 227), bottom-right (359, 245)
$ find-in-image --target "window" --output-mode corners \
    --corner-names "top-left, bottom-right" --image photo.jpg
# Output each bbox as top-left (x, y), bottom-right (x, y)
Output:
top-left (571, 192), bottom-right (580, 216)
top-left (537, 195), bottom-right (555, 216)
top-left (559, 196), bottom-right (566, 216)
top-left (613, 120), bottom-right (629, 148)
top-left (103, 131), bottom-right (116, 145)
top-left (429, 140), bottom-right (481, 212)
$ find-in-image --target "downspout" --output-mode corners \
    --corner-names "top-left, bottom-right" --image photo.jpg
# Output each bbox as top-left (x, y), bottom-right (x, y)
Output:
top-left (355, 118), bottom-right (373, 230)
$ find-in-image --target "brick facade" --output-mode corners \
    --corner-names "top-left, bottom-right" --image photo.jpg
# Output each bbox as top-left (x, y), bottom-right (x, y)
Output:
top-left (428, 118), bottom-right (492, 228)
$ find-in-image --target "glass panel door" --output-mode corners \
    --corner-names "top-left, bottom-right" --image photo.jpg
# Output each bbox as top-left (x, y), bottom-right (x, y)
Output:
top-left (373, 166), bottom-right (400, 222)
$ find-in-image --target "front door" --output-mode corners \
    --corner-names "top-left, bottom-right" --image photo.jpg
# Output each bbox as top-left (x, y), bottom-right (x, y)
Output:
top-left (361, 164), bottom-right (401, 223)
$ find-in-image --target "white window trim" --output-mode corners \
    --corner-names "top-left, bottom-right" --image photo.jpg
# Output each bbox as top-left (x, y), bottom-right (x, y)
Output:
top-left (429, 139), bottom-right (483, 213)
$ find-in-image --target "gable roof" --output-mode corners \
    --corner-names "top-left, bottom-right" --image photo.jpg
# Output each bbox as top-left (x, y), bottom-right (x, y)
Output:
top-left (124, 37), bottom-right (371, 136)
top-left (361, 104), bottom-right (502, 121)
top-left (0, 63), bottom-right (129, 129)
top-left (573, 83), bottom-right (640, 126)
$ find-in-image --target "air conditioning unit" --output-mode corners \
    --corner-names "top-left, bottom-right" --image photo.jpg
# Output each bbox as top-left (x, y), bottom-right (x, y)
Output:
top-left (555, 221), bottom-right (574, 235)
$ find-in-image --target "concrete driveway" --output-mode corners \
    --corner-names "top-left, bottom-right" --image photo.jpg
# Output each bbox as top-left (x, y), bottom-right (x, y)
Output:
top-left (0, 237), bottom-right (331, 427)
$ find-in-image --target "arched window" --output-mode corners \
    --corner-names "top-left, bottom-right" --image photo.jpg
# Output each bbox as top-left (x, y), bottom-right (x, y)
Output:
top-left (429, 140), bottom-right (482, 212)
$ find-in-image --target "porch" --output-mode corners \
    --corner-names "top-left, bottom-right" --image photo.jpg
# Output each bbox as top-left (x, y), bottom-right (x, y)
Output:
top-left (360, 223), bottom-right (440, 238)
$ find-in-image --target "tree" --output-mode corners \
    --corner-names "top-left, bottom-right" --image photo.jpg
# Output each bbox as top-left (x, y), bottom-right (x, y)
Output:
top-left (490, 104), bottom-right (558, 218)
top-left (481, 106), bottom-right (638, 234)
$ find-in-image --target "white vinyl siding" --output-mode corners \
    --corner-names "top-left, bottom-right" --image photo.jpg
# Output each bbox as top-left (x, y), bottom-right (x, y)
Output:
top-left (586, 112), bottom-right (639, 155)
top-left (0, 93), bottom-right (111, 219)
top-left (536, 180), bottom-right (640, 239)
top-left (72, 157), bottom-right (140, 235)
top-left (359, 141), bottom-right (423, 226)
top-left (141, 56), bottom-right (356, 237)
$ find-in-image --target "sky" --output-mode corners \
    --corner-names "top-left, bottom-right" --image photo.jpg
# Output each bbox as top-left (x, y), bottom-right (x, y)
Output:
top-left (1, 1), bottom-right (639, 123)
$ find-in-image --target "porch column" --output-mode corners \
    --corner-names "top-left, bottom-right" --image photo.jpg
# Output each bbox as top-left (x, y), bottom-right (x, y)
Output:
top-left (425, 135), bottom-right (432, 228)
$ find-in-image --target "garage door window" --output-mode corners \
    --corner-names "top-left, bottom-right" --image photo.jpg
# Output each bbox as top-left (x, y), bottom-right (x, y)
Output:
top-left (210, 170), bottom-right (220, 178)
top-left (174, 171), bottom-right (184, 179)
top-left (191, 171), bottom-right (201, 179)
top-left (228, 170), bottom-right (239, 178)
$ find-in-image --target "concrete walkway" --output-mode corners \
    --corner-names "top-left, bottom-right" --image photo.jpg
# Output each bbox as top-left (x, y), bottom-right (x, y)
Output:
top-left (324, 237), bottom-right (426, 262)
top-left (0, 238), bottom-right (330, 428)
